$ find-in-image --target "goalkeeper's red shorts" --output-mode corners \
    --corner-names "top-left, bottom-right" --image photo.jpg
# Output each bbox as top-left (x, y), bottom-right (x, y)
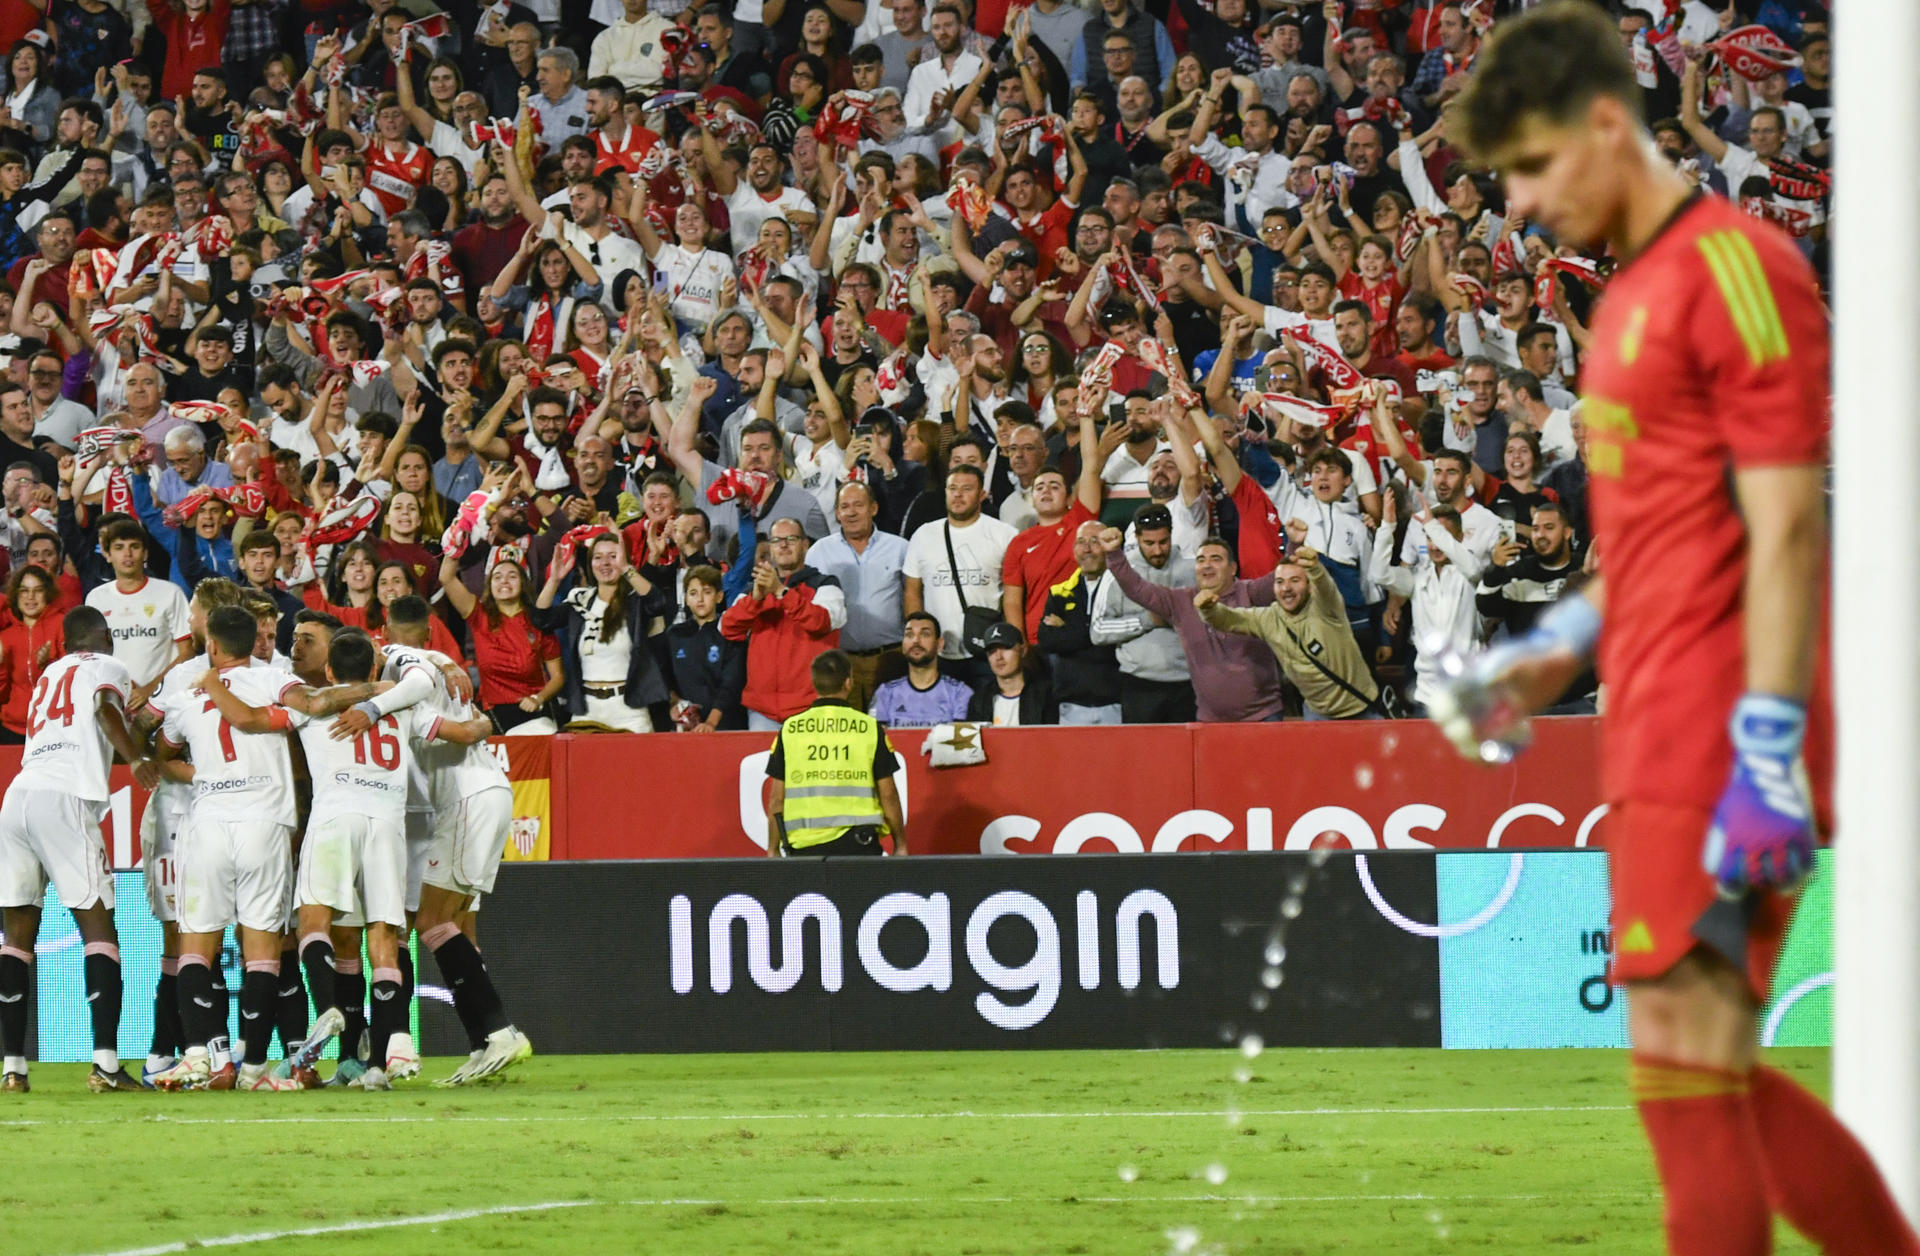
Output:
top-left (1607, 801), bottom-right (1797, 1003)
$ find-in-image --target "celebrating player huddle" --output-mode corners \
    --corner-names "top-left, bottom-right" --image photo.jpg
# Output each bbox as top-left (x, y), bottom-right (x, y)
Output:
top-left (0, 591), bottom-right (532, 1093)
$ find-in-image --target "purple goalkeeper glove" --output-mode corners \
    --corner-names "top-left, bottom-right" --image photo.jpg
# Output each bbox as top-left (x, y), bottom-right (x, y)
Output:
top-left (1702, 693), bottom-right (1816, 895)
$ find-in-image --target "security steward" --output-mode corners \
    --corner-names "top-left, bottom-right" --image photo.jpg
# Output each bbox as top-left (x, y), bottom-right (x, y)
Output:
top-left (765, 650), bottom-right (909, 857)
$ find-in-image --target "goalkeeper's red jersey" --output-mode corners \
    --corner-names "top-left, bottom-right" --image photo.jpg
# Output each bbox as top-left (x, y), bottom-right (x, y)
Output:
top-left (1578, 194), bottom-right (1833, 821)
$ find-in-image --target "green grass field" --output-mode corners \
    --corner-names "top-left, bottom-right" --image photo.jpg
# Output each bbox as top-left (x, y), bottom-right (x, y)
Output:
top-left (2, 1048), bottom-right (1828, 1256)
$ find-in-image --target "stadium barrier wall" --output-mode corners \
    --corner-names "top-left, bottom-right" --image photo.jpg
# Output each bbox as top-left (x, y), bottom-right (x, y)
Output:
top-left (404, 851), bottom-right (1836, 1057)
top-left (23, 852), bottom-right (1834, 1060)
top-left (15, 716), bottom-right (1610, 870)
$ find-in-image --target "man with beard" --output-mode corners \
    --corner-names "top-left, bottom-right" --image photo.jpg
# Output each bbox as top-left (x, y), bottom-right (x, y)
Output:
top-left (1109, 77), bottom-right (1165, 170)
top-left (706, 137), bottom-right (818, 255)
top-left (1190, 72), bottom-right (1293, 226)
top-left (1331, 300), bottom-right (1417, 397)
top-left (868, 611), bottom-right (973, 727)
top-left (610, 378), bottom-right (667, 489)
top-left (1090, 503), bottom-right (1194, 723)
top-left (1396, 296), bottom-right (1456, 378)
top-left (1477, 499), bottom-right (1586, 641)
top-left (584, 75), bottom-right (660, 177)
top-left (963, 241), bottom-right (1064, 359)
top-left (451, 175), bottom-right (529, 300)
top-left (904, 4), bottom-right (983, 137)
top-left (1072, 0), bottom-right (1174, 97)
top-left (1001, 409), bottom-right (1102, 643)
top-left (1337, 121), bottom-right (1397, 223)
top-left (670, 381), bottom-right (829, 564)
top-left (1036, 520), bottom-right (1123, 724)
top-left (1100, 525), bottom-right (1282, 723)
top-left (1200, 539), bottom-right (1377, 719)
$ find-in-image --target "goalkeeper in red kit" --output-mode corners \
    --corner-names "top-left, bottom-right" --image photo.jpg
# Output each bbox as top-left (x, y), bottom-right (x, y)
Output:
top-left (1428, 5), bottom-right (1919, 1254)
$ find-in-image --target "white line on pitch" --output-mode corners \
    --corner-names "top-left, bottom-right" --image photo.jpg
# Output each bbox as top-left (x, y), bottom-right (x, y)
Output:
top-left (0, 1102), bottom-right (1632, 1129)
top-left (69, 1188), bottom-right (1664, 1253)
top-left (67, 1201), bottom-right (594, 1256)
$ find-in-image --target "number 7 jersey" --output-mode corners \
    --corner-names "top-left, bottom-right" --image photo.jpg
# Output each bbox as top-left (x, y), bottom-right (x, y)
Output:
top-left (14, 652), bottom-right (134, 802)
top-left (156, 667), bottom-right (303, 827)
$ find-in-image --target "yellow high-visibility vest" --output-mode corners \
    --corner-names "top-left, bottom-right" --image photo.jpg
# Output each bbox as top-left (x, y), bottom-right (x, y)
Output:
top-left (776, 702), bottom-right (891, 850)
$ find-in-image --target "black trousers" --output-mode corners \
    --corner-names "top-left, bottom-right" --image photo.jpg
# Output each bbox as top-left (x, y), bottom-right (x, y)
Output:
top-left (1120, 676), bottom-right (1197, 725)
top-left (789, 826), bottom-right (885, 857)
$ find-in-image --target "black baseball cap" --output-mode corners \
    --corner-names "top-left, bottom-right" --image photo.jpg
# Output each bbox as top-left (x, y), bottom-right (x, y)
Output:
top-left (981, 621), bottom-right (1025, 651)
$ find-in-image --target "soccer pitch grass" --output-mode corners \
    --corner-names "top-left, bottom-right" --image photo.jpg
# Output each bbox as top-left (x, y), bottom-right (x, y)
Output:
top-left (5, 1048), bottom-right (1827, 1256)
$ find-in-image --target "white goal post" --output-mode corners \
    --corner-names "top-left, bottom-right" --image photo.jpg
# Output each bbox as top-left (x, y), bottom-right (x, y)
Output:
top-left (1833, 0), bottom-right (1920, 1223)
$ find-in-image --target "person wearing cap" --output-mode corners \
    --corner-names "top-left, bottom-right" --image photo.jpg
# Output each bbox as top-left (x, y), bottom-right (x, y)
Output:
top-left (965, 620), bottom-right (1057, 727)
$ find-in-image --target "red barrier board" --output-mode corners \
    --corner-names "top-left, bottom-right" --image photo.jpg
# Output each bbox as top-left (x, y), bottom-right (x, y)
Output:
top-left (0, 717), bottom-right (1611, 866)
top-left (559, 717), bottom-right (1609, 858)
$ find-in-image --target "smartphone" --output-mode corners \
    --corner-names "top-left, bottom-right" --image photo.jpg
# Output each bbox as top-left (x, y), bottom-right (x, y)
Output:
top-left (1498, 518), bottom-right (1518, 545)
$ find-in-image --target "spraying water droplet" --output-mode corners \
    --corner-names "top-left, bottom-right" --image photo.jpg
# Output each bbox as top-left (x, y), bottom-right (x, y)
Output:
top-left (1308, 846), bottom-right (1333, 867)
top-left (1287, 871), bottom-right (1309, 895)
top-left (1225, 1104), bottom-right (1242, 1126)
top-left (1233, 1065), bottom-right (1253, 1084)
top-left (1426, 1210), bottom-right (1443, 1225)
top-left (1204, 1163), bottom-right (1229, 1185)
top-left (1239, 1033), bottom-right (1264, 1058)
top-left (1263, 940), bottom-right (1287, 966)
top-left (1260, 965), bottom-right (1283, 989)
top-left (1280, 896), bottom-right (1303, 920)
top-left (1117, 1163), bottom-right (1138, 1183)
top-left (1354, 763), bottom-right (1375, 789)
top-left (1248, 991), bottom-right (1269, 1011)
top-left (1164, 1225), bottom-right (1201, 1255)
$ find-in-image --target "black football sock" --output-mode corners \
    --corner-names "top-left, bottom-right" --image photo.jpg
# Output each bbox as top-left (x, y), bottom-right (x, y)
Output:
top-left (151, 962), bottom-right (183, 1057)
top-left (208, 962), bottom-right (230, 1042)
top-left (336, 960), bottom-right (366, 1061)
top-left (82, 945), bottom-right (123, 1062)
top-left (427, 929), bottom-right (510, 1039)
top-left (396, 945), bottom-right (415, 1009)
top-left (176, 960), bottom-right (225, 1058)
top-left (274, 948), bottom-right (307, 1052)
top-left (299, 937), bottom-right (337, 1015)
top-left (369, 969), bottom-right (405, 1065)
top-left (239, 967), bottom-right (277, 1067)
top-left (0, 948), bottom-right (30, 1061)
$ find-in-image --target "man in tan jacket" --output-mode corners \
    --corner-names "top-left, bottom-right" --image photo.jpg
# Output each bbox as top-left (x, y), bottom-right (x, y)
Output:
top-left (1194, 542), bottom-right (1381, 721)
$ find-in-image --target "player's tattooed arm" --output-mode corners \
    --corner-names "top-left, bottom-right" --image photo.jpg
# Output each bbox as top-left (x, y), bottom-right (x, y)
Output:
top-left (149, 732), bottom-right (196, 783)
top-left (98, 692), bottom-right (161, 789)
top-left (194, 669), bottom-right (291, 734)
top-left (430, 715), bottom-right (497, 747)
top-left (285, 679), bottom-right (393, 717)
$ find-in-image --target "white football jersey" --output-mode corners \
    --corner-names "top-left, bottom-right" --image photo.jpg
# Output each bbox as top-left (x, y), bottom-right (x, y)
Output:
top-left (292, 703), bottom-right (438, 829)
top-left (148, 653), bottom-right (269, 831)
top-left (11, 652), bottom-right (134, 802)
top-left (158, 666), bottom-right (302, 826)
top-left (84, 577), bottom-right (192, 687)
top-left (381, 646), bottom-right (509, 806)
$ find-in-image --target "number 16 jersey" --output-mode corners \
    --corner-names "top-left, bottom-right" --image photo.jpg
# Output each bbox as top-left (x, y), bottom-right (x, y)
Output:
top-left (292, 704), bottom-right (441, 830)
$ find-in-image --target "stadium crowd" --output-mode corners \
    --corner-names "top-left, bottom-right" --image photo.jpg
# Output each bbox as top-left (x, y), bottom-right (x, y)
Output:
top-left (0, 0), bottom-right (1832, 734)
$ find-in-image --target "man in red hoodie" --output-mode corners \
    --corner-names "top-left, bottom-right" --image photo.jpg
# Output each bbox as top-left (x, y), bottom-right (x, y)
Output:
top-left (720, 517), bottom-right (846, 731)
